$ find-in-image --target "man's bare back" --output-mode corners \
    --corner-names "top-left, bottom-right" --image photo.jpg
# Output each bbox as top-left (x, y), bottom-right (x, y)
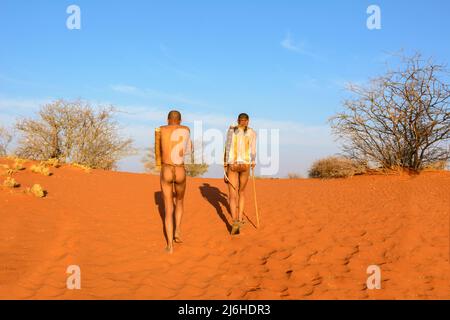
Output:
top-left (160, 124), bottom-right (191, 166)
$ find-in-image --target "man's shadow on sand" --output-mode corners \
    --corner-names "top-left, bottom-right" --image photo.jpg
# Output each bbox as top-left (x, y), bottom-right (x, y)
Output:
top-left (199, 183), bottom-right (232, 233)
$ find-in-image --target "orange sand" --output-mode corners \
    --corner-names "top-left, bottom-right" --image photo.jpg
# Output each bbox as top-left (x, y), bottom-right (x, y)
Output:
top-left (0, 158), bottom-right (449, 300)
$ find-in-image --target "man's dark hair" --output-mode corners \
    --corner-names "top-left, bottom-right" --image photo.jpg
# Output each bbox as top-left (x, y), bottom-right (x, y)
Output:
top-left (235, 113), bottom-right (250, 133)
top-left (168, 110), bottom-right (181, 121)
top-left (238, 113), bottom-right (249, 120)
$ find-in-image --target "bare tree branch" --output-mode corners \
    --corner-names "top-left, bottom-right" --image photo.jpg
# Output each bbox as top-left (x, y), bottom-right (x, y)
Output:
top-left (15, 99), bottom-right (136, 170)
top-left (330, 53), bottom-right (450, 171)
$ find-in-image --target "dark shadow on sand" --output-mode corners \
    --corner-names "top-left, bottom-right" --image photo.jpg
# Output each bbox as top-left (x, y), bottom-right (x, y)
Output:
top-left (199, 183), bottom-right (232, 233)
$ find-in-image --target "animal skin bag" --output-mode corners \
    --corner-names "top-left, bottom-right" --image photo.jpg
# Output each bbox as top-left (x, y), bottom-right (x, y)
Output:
top-left (229, 163), bottom-right (250, 172)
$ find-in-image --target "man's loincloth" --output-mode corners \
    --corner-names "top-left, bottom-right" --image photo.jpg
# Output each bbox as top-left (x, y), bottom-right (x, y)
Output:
top-left (161, 163), bottom-right (185, 183)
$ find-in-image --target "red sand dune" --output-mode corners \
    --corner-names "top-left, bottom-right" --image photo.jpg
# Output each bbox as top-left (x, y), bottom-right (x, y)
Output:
top-left (0, 157), bottom-right (449, 300)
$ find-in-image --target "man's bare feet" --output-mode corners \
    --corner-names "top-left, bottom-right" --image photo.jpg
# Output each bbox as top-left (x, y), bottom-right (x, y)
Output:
top-left (230, 221), bottom-right (240, 235)
top-left (174, 231), bottom-right (183, 243)
top-left (174, 237), bottom-right (183, 244)
top-left (165, 242), bottom-right (174, 254)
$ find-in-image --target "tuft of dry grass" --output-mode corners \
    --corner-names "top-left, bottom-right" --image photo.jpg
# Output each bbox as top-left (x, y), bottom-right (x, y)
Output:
top-left (423, 160), bottom-right (448, 171)
top-left (0, 164), bottom-right (12, 175)
top-left (3, 177), bottom-right (20, 188)
top-left (42, 158), bottom-right (61, 168)
top-left (13, 159), bottom-right (26, 171)
top-left (72, 163), bottom-right (91, 173)
top-left (287, 173), bottom-right (303, 179)
top-left (309, 156), bottom-right (367, 179)
top-left (28, 184), bottom-right (46, 198)
top-left (30, 164), bottom-right (52, 176)
top-left (5, 168), bottom-right (17, 176)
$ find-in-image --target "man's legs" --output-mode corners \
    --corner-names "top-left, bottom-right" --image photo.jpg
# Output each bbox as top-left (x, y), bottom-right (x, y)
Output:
top-left (173, 166), bottom-right (186, 243)
top-left (161, 165), bottom-right (176, 253)
top-left (237, 169), bottom-right (250, 222)
top-left (227, 168), bottom-right (239, 222)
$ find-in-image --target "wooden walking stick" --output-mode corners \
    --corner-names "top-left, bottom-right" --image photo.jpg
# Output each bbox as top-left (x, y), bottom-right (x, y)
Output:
top-left (251, 167), bottom-right (260, 229)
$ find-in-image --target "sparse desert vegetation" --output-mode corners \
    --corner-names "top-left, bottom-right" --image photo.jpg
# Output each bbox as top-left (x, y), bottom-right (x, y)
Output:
top-left (287, 173), bottom-right (302, 179)
top-left (184, 163), bottom-right (209, 177)
top-left (423, 160), bottom-right (448, 171)
top-left (2, 176), bottom-right (20, 188)
top-left (71, 163), bottom-right (92, 173)
top-left (15, 99), bottom-right (135, 170)
top-left (308, 156), bottom-right (367, 179)
top-left (329, 54), bottom-right (450, 173)
top-left (30, 164), bottom-right (52, 176)
top-left (0, 126), bottom-right (12, 157)
top-left (13, 161), bottom-right (26, 171)
top-left (42, 158), bottom-right (61, 168)
top-left (28, 184), bottom-right (46, 198)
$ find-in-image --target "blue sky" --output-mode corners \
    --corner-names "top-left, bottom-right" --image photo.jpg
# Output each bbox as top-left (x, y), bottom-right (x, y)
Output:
top-left (1, 0), bottom-right (450, 177)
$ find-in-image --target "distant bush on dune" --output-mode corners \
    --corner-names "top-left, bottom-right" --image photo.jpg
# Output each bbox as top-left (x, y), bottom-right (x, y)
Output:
top-left (142, 147), bottom-right (160, 175)
top-left (15, 99), bottom-right (135, 170)
top-left (71, 163), bottom-right (92, 172)
top-left (42, 158), bottom-right (61, 168)
top-left (308, 156), bottom-right (367, 179)
top-left (184, 163), bottom-right (209, 177)
top-left (0, 126), bottom-right (12, 157)
top-left (13, 158), bottom-right (26, 171)
top-left (423, 160), bottom-right (448, 171)
top-left (287, 173), bottom-right (302, 179)
top-left (30, 164), bottom-right (52, 176)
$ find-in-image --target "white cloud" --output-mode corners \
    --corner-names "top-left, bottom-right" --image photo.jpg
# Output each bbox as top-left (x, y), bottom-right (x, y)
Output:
top-left (281, 31), bottom-right (318, 59)
top-left (110, 84), bottom-right (209, 108)
top-left (110, 84), bottom-right (140, 95)
top-left (0, 96), bottom-right (53, 112)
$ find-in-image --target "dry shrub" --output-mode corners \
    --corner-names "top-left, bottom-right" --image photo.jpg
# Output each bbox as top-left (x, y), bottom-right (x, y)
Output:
top-left (185, 163), bottom-right (209, 177)
top-left (0, 126), bottom-right (12, 157)
top-left (309, 156), bottom-right (367, 179)
top-left (287, 173), bottom-right (302, 179)
top-left (15, 99), bottom-right (135, 170)
top-left (29, 184), bottom-right (46, 198)
top-left (423, 160), bottom-right (448, 171)
top-left (71, 163), bottom-right (91, 173)
top-left (30, 164), bottom-right (52, 176)
top-left (3, 177), bottom-right (19, 188)
top-left (13, 158), bottom-right (26, 171)
top-left (42, 158), bottom-right (61, 168)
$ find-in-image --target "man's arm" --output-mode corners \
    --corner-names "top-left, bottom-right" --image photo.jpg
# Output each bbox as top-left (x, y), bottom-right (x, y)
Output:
top-left (155, 127), bottom-right (162, 170)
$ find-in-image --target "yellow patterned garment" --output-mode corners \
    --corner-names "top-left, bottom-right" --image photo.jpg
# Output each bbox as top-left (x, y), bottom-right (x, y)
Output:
top-left (224, 126), bottom-right (257, 165)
